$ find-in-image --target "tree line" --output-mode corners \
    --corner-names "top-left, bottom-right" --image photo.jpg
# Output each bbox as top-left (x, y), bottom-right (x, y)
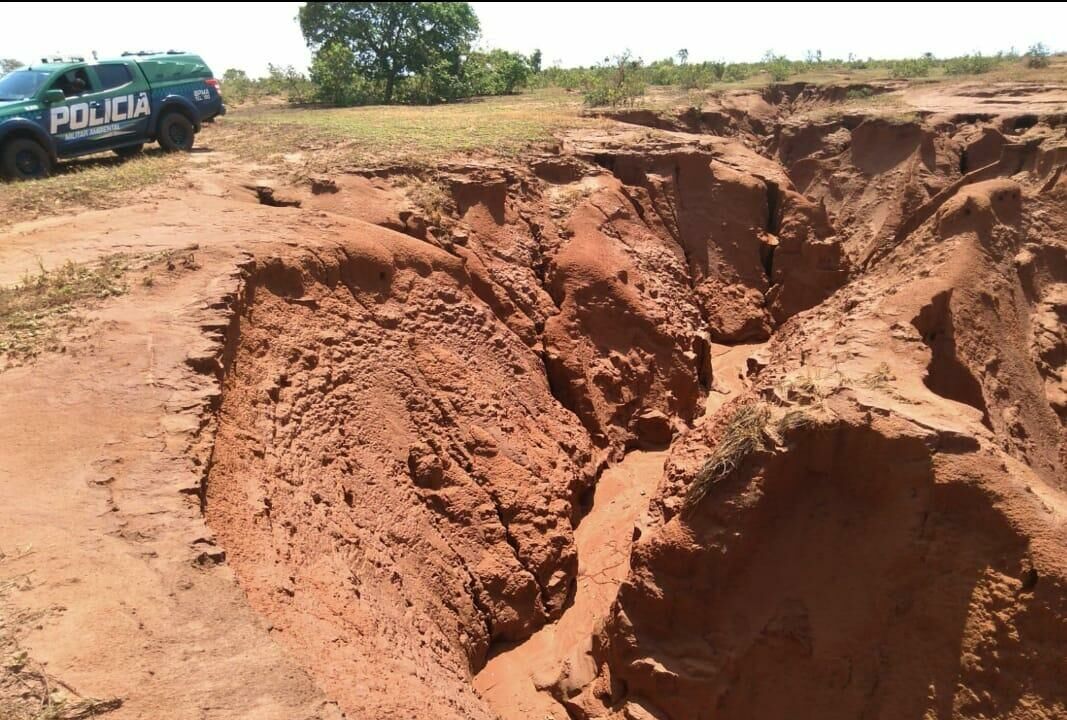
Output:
top-left (85, 1), bottom-right (1054, 109)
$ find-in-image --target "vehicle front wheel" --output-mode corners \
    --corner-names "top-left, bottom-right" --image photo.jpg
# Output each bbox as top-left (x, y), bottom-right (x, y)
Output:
top-left (158, 113), bottom-right (195, 152)
top-left (1, 138), bottom-right (52, 181)
top-left (114, 143), bottom-right (144, 158)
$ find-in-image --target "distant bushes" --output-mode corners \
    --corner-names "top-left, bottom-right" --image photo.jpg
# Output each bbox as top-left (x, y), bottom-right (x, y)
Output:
top-left (220, 39), bottom-right (1060, 110)
top-left (943, 53), bottom-right (998, 76)
top-left (224, 49), bottom-right (535, 107)
top-left (889, 56), bottom-right (933, 79)
top-left (306, 45), bottom-right (536, 106)
top-left (580, 52), bottom-right (647, 107)
top-left (570, 44), bottom-right (1061, 106)
top-left (221, 65), bottom-right (315, 104)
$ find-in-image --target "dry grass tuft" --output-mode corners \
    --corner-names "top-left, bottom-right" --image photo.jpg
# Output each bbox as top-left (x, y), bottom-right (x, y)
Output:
top-left (396, 177), bottom-right (454, 227)
top-left (0, 256), bottom-right (129, 360)
top-left (684, 402), bottom-right (771, 510)
top-left (775, 408), bottom-right (815, 436)
top-left (861, 362), bottom-right (896, 390)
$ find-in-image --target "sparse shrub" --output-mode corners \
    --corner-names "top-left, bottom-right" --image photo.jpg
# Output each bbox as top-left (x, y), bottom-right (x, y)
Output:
top-left (684, 402), bottom-right (771, 509)
top-left (846, 86), bottom-right (875, 100)
top-left (861, 362), bottom-right (896, 389)
top-left (764, 51), bottom-right (794, 82)
top-left (646, 58), bottom-right (677, 86)
top-left (944, 53), bottom-right (998, 75)
top-left (221, 65), bottom-right (315, 105)
top-left (265, 63), bottom-right (317, 103)
top-left (583, 51), bottom-right (646, 108)
top-left (846, 53), bottom-right (870, 70)
top-left (677, 63), bottom-right (707, 90)
top-left (465, 49), bottom-right (533, 96)
top-left (535, 65), bottom-right (586, 91)
top-left (221, 68), bottom-right (253, 103)
top-left (396, 177), bottom-right (453, 227)
top-left (722, 63), bottom-right (749, 82)
top-left (1025, 43), bottom-right (1051, 68)
top-left (889, 57), bottom-right (932, 79)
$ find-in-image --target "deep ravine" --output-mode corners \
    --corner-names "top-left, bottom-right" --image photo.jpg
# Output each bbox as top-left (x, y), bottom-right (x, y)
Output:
top-left (473, 449), bottom-right (668, 719)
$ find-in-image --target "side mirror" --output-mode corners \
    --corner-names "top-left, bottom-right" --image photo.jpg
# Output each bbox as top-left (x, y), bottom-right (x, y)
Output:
top-left (42, 89), bottom-right (65, 104)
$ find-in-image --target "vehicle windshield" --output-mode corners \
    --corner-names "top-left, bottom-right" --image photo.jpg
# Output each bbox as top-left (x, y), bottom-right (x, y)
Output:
top-left (0, 70), bottom-right (50, 101)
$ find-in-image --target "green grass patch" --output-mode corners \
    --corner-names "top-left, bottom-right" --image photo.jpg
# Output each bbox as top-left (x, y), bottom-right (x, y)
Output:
top-left (219, 89), bottom-right (598, 169)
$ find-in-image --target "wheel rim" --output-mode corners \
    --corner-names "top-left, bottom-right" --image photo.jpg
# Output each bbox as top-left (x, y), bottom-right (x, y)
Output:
top-left (169, 123), bottom-right (188, 147)
top-left (14, 149), bottom-right (41, 176)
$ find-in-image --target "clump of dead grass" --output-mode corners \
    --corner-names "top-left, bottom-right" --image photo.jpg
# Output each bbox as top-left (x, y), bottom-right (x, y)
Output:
top-left (861, 362), bottom-right (896, 390)
top-left (0, 256), bottom-right (129, 360)
top-left (396, 176), bottom-right (454, 227)
top-left (684, 402), bottom-right (771, 510)
top-left (775, 408), bottom-right (815, 436)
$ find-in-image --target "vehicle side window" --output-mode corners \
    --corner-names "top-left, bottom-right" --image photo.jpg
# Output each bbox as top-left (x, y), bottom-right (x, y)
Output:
top-left (95, 64), bottom-right (133, 91)
top-left (51, 68), bottom-right (92, 98)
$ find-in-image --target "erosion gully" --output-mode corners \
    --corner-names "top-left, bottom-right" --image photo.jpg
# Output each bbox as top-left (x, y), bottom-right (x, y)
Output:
top-left (474, 341), bottom-right (759, 718)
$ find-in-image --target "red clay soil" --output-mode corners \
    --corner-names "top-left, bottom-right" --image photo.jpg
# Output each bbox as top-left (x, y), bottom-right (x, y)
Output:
top-left (0, 81), bottom-right (1065, 720)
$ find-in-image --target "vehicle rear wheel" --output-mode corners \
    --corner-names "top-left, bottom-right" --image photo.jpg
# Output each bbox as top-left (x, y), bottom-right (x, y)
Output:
top-left (114, 143), bottom-right (144, 158)
top-left (1, 138), bottom-right (52, 181)
top-left (158, 113), bottom-right (195, 152)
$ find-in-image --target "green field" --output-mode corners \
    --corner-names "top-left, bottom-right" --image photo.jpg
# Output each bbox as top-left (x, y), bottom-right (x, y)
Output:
top-left (216, 88), bottom-right (601, 168)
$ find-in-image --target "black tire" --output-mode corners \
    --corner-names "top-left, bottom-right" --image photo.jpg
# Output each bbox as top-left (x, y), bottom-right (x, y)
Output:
top-left (113, 143), bottom-right (144, 158)
top-left (158, 112), bottom-right (195, 152)
top-left (1, 138), bottom-right (52, 181)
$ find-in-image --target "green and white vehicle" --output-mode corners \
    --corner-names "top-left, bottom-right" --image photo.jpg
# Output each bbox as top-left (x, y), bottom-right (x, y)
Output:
top-left (0, 51), bottom-right (225, 180)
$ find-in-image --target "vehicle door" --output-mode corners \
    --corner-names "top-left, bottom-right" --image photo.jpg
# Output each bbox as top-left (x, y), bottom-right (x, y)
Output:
top-left (44, 65), bottom-right (144, 155)
top-left (86, 62), bottom-right (152, 146)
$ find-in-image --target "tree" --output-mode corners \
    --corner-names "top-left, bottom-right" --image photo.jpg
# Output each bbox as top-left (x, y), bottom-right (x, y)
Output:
top-left (483, 49), bottom-right (530, 94)
top-left (529, 48), bottom-right (542, 74)
top-left (309, 41), bottom-right (359, 105)
top-left (677, 48), bottom-right (689, 65)
top-left (1, 58), bottom-right (22, 74)
top-left (299, 2), bottom-right (480, 104)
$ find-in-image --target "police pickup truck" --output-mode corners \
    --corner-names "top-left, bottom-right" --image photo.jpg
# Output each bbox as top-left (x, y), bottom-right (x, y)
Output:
top-left (0, 51), bottom-right (225, 180)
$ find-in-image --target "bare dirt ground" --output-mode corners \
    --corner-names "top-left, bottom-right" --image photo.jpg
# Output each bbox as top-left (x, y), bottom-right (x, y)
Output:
top-left (0, 78), bottom-right (1065, 720)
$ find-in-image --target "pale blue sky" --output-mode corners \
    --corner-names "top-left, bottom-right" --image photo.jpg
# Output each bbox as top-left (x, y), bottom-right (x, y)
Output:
top-left (1, 2), bottom-right (1062, 77)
